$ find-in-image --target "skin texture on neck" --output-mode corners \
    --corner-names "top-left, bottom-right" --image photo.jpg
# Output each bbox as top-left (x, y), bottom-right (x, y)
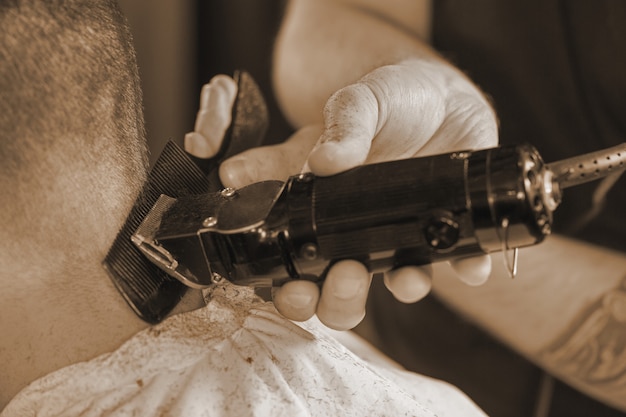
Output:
top-left (0, 141), bottom-right (210, 409)
top-left (0, 263), bottom-right (148, 408)
top-left (0, 148), bottom-right (147, 407)
top-left (0, 1), bottom-right (154, 407)
top-left (0, 140), bottom-right (209, 409)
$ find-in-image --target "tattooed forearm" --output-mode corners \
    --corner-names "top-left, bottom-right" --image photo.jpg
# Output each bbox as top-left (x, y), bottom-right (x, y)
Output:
top-left (540, 276), bottom-right (626, 407)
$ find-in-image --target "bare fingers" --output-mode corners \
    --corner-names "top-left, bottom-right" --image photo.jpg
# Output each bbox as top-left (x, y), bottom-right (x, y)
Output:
top-left (219, 125), bottom-right (323, 189)
top-left (273, 280), bottom-right (320, 322)
top-left (184, 75), bottom-right (238, 158)
top-left (316, 260), bottom-right (372, 331)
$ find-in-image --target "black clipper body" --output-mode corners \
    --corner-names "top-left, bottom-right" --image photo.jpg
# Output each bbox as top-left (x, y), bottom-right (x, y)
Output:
top-left (131, 142), bottom-right (626, 289)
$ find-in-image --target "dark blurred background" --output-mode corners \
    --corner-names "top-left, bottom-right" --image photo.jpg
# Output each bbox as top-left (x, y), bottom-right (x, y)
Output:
top-left (119, 0), bottom-right (291, 165)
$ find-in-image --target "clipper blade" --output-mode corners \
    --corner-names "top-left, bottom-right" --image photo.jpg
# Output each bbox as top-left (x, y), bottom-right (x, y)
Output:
top-left (103, 142), bottom-right (210, 323)
top-left (103, 71), bottom-right (269, 323)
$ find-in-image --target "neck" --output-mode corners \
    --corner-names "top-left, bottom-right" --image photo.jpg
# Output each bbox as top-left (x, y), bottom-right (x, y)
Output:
top-left (0, 263), bottom-right (148, 409)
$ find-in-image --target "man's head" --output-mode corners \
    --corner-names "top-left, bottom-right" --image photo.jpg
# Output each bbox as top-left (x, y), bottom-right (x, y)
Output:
top-left (0, 0), bottom-right (147, 275)
top-left (0, 0), bottom-right (151, 406)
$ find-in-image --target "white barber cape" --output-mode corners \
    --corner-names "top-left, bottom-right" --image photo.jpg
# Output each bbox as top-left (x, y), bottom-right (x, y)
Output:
top-left (2, 284), bottom-right (486, 417)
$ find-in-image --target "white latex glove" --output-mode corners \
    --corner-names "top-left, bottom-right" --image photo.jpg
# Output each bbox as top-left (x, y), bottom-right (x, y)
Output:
top-left (189, 60), bottom-right (498, 330)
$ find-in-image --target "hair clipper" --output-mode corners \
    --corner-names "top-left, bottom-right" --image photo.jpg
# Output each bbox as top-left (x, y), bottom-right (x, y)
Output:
top-left (131, 142), bottom-right (626, 290)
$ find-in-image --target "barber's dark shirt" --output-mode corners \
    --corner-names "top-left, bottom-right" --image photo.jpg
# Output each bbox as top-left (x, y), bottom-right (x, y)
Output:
top-left (433, 0), bottom-right (625, 252)
top-left (368, 2), bottom-right (625, 416)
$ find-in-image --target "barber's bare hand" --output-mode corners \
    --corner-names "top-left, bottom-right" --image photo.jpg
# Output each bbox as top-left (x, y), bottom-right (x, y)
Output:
top-left (184, 74), bottom-right (238, 159)
top-left (272, 260), bottom-right (371, 330)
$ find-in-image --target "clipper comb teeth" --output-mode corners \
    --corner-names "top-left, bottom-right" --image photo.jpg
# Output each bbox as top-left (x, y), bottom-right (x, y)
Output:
top-left (103, 71), bottom-right (268, 323)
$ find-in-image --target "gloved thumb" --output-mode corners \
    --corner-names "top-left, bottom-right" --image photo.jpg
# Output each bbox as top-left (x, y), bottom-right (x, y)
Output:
top-left (307, 83), bottom-right (380, 176)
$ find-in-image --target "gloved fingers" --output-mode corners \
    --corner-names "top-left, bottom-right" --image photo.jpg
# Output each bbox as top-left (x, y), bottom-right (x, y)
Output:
top-left (306, 83), bottom-right (379, 176)
top-left (272, 280), bottom-right (320, 322)
top-left (184, 74), bottom-right (238, 158)
top-left (219, 125), bottom-right (323, 189)
top-left (447, 254), bottom-right (492, 286)
top-left (417, 91), bottom-right (498, 157)
top-left (316, 260), bottom-right (372, 330)
top-left (383, 265), bottom-right (433, 303)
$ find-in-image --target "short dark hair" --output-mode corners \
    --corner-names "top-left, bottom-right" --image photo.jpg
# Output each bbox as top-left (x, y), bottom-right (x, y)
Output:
top-left (0, 0), bottom-right (148, 263)
top-left (0, 0), bottom-right (147, 173)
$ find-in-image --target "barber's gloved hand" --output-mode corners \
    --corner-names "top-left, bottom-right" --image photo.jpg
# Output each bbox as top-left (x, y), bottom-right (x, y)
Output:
top-left (188, 60), bottom-right (498, 330)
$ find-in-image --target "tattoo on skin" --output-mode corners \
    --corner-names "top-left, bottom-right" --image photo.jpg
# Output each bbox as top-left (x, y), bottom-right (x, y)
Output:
top-left (540, 276), bottom-right (626, 393)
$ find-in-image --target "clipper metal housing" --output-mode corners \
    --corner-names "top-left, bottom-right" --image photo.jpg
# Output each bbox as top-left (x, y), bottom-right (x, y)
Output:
top-left (132, 143), bottom-right (626, 288)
